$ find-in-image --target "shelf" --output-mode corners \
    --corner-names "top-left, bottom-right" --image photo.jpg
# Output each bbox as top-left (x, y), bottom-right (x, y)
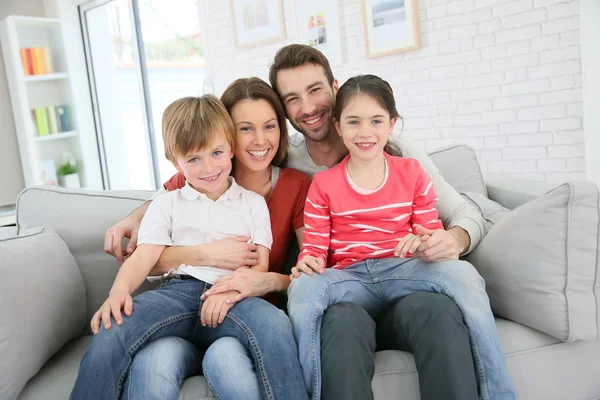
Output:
top-left (25, 73), bottom-right (68, 82)
top-left (10, 16), bottom-right (61, 28)
top-left (35, 131), bottom-right (78, 142)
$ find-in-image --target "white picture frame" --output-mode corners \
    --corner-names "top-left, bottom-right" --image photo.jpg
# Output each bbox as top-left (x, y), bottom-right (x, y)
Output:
top-left (231, 0), bottom-right (285, 49)
top-left (362, 0), bottom-right (420, 58)
top-left (294, 0), bottom-right (343, 66)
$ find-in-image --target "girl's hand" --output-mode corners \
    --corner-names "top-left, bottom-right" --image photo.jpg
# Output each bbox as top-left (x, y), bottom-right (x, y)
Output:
top-left (394, 233), bottom-right (430, 258)
top-left (200, 290), bottom-right (240, 328)
top-left (90, 291), bottom-right (133, 335)
top-left (291, 256), bottom-right (325, 280)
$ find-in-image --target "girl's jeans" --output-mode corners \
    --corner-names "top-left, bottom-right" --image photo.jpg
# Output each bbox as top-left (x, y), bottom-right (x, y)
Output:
top-left (287, 257), bottom-right (517, 400)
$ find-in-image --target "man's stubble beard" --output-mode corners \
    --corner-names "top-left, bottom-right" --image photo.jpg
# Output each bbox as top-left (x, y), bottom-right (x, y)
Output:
top-left (290, 114), bottom-right (334, 143)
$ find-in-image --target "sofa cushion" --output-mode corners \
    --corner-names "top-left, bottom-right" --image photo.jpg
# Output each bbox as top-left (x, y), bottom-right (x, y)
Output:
top-left (466, 182), bottom-right (600, 342)
top-left (20, 320), bottom-right (600, 400)
top-left (16, 186), bottom-right (156, 334)
top-left (0, 228), bottom-right (86, 400)
top-left (427, 144), bottom-right (487, 197)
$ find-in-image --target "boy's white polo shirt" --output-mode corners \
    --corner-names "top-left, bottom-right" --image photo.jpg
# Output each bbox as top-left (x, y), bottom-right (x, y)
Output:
top-left (138, 177), bottom-right (272, 284)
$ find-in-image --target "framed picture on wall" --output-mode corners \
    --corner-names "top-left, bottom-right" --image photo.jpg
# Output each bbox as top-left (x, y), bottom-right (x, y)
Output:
top-left (362, 0), bottom-right (420, 58)
top-left (231, 0), bottom-right (285, 49)
top-left (294, 0), bottom-right (343, 66)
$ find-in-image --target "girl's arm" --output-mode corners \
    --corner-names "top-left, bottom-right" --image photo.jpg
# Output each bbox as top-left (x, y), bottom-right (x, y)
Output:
top-left (298, 178), bottom-right (331, 265)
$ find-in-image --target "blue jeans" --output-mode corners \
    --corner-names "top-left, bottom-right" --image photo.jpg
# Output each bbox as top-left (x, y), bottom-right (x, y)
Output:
top-left (287, 257), bottom-right (517, 400)
top-left (70, 276), bottom-right (307, 400)
top-left (121, 337), bottom-right (202, 400)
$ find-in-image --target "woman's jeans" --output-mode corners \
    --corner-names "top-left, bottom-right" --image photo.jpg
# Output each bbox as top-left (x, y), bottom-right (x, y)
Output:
top-left (69, 276), bottom-right (307, 400)
top-left (287, 257), bottom-right (517, 400)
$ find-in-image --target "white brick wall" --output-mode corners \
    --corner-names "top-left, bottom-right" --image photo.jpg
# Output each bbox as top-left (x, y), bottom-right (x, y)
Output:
top-left (203, 0), bottom-right (584, 183)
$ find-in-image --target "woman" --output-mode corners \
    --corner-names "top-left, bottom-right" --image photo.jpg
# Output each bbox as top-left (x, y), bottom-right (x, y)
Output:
top-left (122, 77), bottom-right (311, 400)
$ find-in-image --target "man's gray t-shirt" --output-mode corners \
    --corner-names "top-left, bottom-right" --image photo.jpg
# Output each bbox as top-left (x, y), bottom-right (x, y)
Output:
top-left (285, 132), bottom-right (487, 254)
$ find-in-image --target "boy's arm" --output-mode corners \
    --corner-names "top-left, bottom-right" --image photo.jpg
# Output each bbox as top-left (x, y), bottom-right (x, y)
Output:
top-left (110, 245), bottom-right (166, 295)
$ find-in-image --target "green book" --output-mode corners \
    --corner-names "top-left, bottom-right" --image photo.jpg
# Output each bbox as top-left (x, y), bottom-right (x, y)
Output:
top-left (47, 106), bottom-right (58, 134)
top-left (34, 107), bottom-right (49, 136)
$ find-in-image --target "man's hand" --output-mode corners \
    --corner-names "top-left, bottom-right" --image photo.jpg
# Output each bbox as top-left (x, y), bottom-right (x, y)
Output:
top-left (104, 216), bottom-right (142, 265)
top-left (200, 290), bottom-right (239, 328)
top-left (90, 291), bottom-right (133, 335)
top-left (203, 237), bottom-right (258, 270)
top-left (201, 268), bottom-right (274, 304)
top-left (412, 225), bottom-right (465, 262)
top-left (291, 256), bottom-right (325, 280)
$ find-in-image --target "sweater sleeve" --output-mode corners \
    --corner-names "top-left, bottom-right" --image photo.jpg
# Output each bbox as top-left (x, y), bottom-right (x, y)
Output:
top-left (396, 137), bottom-right (487, 254)
top-left (163, 172), bottom-right (186, 191)
top-left (292, 174), bottom-right (312, 230)
top-left (298, 177), bottom-right (330, 264)
top-left (411, 163), bottom-right (444, 232)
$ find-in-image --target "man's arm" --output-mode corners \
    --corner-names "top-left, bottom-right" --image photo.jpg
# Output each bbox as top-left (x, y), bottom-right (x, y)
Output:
top-left (397, 138), bottom-right (487, 254)
top-left (104, 201), bottom-right (151, 264)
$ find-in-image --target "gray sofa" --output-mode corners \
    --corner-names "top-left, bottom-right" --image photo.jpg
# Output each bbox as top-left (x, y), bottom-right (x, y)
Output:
top-left (2, 144), bottom-right (599, 400)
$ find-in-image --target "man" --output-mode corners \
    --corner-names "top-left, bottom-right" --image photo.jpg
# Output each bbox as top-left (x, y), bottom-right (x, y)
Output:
top-left (105, 45), bottom-right (485, 399)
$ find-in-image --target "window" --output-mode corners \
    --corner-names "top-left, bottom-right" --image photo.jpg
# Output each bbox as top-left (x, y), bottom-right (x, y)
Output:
top-left (80, 0), bottom-right (210, 189)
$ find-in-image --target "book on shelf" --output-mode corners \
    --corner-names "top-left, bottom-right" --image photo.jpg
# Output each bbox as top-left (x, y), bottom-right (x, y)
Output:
top-left (20, 47), bottom-right (54, 76)
top-left (47, 105), bottom-right (58, 134)
top-left (32, 105), bottom-right (73, 136)
top-left (33, 107), bottom-right (49, 136)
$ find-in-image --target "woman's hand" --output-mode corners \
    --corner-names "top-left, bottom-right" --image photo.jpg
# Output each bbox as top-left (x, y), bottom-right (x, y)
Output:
top-left (90, 291), bottom-right (133, 335)
top-left (201, 268), bottom-right (275, 305)
top-left (203, 236), bottom-right (259, 270)
top-left (291, 256), bottom-right (325, 280)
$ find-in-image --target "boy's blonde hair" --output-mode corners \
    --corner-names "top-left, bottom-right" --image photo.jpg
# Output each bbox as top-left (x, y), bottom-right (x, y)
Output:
top-left (162, 94), bottom-right (235, 162)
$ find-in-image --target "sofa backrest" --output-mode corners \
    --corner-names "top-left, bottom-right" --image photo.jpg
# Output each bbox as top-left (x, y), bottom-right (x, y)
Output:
top-left (15, 144), bottom-right (486, 334)
top-left (17, 186), bottom-right (156, 334)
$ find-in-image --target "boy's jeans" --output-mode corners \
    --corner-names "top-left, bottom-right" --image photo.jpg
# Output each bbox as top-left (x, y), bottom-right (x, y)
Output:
top-left (70, 276), bottom-right (307, 400)
top-left (287, 257), bottom-right (517, 400)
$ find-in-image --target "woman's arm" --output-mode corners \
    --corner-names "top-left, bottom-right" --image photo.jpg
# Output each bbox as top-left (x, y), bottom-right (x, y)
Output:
top-left (149, 238), bottom-right (259, 275)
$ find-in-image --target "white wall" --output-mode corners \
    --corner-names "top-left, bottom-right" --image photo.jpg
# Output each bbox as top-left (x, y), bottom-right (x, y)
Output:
top-left (0, 0), bottom-right (45, 206)
top-left (204, 0), bottom-right (585, 183)
top-left (580, 0), bottom-right (599, 187)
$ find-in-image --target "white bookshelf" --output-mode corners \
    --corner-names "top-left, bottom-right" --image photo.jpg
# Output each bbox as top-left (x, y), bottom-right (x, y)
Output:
top-left (0, 15), bottom-right (88, 188)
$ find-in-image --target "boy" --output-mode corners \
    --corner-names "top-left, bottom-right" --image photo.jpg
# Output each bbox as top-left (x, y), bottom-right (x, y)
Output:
top-left (70, 95), bottom-right (272, 400)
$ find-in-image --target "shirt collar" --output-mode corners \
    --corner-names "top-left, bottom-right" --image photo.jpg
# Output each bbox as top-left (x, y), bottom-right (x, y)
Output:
top-left (180, 177), bottom-right (243, 201)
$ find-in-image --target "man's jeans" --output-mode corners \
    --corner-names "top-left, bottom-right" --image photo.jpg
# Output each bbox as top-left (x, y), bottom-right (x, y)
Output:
top-left (70, 276), bottom-right (307, 400)
top-left (287, 257), bottom-right (517, 400)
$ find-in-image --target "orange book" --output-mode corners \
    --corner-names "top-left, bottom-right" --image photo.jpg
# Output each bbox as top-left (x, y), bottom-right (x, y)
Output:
top-left (26, 49), bottom-right (34, 75)
top-left (30, 48), bottom-right (39, 75)
top-left (20, 48), bottom-right (32, 75)
top-left (36, 48), bottom-right (47, 74)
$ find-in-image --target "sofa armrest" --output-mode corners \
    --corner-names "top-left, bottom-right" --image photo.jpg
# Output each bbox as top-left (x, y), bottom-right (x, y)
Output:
top-left (484, 174), bottom-right (559, 210)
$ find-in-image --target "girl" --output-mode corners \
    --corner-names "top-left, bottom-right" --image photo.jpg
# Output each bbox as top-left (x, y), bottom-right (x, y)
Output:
top-left (124, 78), bottom-right (312, 400)
top-left (287, 75), bottom-right (517, 400)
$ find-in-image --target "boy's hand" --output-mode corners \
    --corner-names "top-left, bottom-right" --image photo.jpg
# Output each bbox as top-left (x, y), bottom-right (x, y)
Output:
top-left (91, 291), bottom-right (133, 335)
top-left (200, 290), bottom-right (240, 328)
top-left (291, 256), bottom-right (325, 280)
top-left (394, 233), bottom-right (430, 258)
